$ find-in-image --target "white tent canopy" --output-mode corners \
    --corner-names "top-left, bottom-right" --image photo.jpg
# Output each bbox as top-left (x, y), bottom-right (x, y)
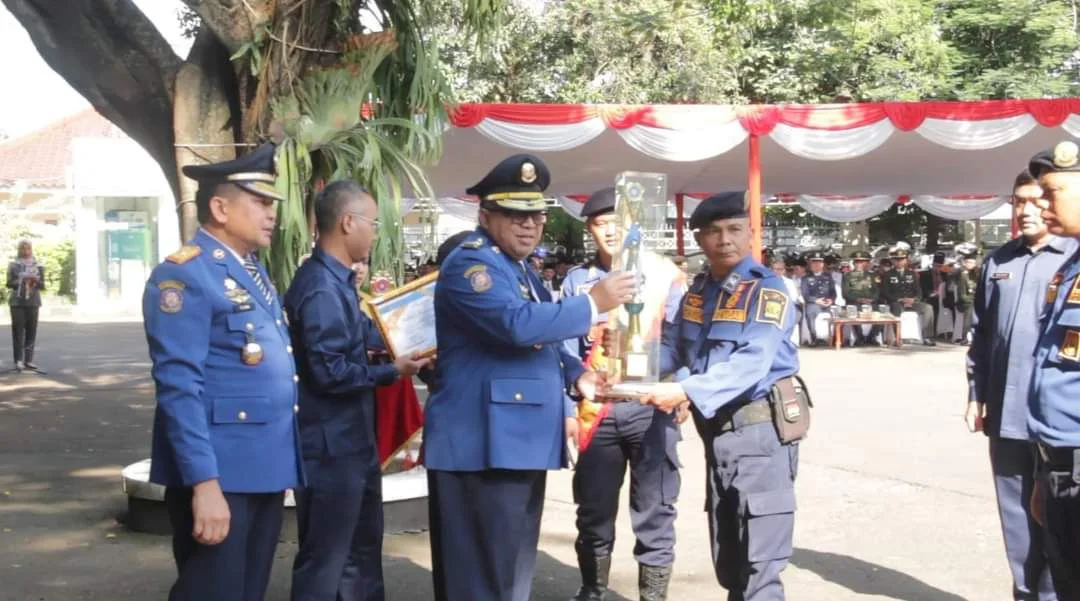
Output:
top-left (405, 100), bottom-right (1080, 225)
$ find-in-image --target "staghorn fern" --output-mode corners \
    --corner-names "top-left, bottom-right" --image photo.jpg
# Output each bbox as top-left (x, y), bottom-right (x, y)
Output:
top-left (258, 0), bottom-right (506, 292)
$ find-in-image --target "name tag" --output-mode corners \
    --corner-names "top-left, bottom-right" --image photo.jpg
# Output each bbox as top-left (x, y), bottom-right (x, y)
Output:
top-left (1060, 329), bottom-right (1080, 362)
top-left (990, 272), bottom-right (1011, 280)
top-left (712, 308), bottom-right (747, 323)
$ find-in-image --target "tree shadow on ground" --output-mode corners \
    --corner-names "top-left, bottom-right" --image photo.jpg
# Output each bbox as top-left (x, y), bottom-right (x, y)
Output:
top-left (791, 547), bottom-right (966, 601)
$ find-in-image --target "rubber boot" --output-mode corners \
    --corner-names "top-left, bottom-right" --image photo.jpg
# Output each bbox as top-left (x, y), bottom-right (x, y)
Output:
top-left (570, 554), bottom-right (611, 601)
top-left (638, 564), bottom-right (672, 601)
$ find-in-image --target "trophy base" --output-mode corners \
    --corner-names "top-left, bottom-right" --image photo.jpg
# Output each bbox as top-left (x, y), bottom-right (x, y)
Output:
top-left (596, 382), bottom-right (661, 401)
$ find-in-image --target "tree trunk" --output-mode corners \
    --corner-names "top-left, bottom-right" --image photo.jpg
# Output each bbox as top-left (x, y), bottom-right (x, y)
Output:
top-left (173, 29), bottom-right (243, 242)
top-left (2, 0), bottom-right (182, 199)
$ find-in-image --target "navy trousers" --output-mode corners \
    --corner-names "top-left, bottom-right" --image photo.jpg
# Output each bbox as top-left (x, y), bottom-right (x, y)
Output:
top-left (291, 455), bottom-right (384, 601)
top-left (1037, 453), bottom-right (1080, 601)
top-left (573, 402), bottom-right (679, 566)
top-left (164, 487), bottom-right (285, 601)
top-left (989, 437), bottom-right (1055, 601)
top-left (698, 419), bottom-right (797, 601)
top-left (428, 469), bottom-right (545, 601)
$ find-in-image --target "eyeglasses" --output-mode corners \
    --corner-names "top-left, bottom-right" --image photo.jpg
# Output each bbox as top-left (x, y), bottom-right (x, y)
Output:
top-left (347, 212), bottom-right (380, 229)
top-left (487, 209), bottom-right (548, 226)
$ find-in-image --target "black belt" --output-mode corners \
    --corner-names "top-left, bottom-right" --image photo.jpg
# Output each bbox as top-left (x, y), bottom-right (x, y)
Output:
top-left (710, 400), bottom-right (772, 433)
top-left (1037, 442), bottom-right (1078, 469)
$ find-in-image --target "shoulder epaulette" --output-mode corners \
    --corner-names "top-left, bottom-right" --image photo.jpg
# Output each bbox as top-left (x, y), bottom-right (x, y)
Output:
top-left (462, 237), bottom-right (484, 249)
top-left (166, 245), bottom-right (201, 264)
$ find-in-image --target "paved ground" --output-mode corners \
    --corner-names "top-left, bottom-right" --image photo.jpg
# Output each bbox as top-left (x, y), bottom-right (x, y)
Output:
top-left (0, 322), bottom-right (1011, 600)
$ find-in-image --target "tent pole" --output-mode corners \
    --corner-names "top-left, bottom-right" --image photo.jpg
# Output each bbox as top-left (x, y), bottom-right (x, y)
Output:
top-left (675, 193), bottom-right (685, 256)
top-left (748, 134), bottom-right (763, 261)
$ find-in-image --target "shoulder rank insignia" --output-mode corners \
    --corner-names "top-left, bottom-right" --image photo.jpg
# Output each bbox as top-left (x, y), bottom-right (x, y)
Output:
top-left (756, 288), bottom-right (789, 328)
top-left (721, 272), bottom-right (742, 294)
top-left (462, 237), bottom-right (484, 249)
top-left (166, 245), bottom-right (201, 264)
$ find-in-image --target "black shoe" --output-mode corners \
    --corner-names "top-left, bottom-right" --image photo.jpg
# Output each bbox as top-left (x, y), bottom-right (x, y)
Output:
top-left (23, 362), bottom-right (39, 371)
top-left (571, 555), bottom-right (611, 601)
top-left (639, 564), bottom-right (672, 601)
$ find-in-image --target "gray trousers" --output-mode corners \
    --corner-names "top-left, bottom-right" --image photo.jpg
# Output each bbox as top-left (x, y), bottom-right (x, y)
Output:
top-left (990, 437), bottom-right (1055, 601)
top-left (699, 419), bottom-right (797, 601)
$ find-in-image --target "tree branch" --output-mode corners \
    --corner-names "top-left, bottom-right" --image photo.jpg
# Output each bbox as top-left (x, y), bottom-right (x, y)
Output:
top-left (181, 0), bottom-right (275, 52)
top-left (2, 0), bottom-right (183, 199)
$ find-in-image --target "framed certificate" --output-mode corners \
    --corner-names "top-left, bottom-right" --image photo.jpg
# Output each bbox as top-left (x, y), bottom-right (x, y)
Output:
top-left (364, 271), bottom-right (439, 360)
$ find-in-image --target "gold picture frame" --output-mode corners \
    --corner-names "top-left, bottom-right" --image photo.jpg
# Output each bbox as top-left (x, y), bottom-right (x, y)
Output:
top-left (363, 271), bottom-right (439, 360)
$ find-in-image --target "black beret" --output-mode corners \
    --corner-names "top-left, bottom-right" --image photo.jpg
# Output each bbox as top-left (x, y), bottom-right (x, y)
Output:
top-left (688, 191), bottom-right (748, 230)
top-left (435, 230), bottom-right (474, 265)
top-left (182, 142), bottom-right (283, 201)
top-left (580, 187), bottom-right (616, 218)
top-left (466, 154), bottom-right (550, 212)
top-left (850, 250), bottom-right (872, 261)
top-left (1030, 140), bottom-right (1080, 178)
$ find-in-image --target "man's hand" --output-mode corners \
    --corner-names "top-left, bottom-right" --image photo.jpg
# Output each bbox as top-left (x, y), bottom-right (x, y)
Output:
top-left (589, 272), bottom-right (638, 314)
top-left (643, 382), bottom-right (688, 414)
top-left (964, 400), bottom-right (986, 433)
top-left (565, 417), bottom-right (580, 449)
top-left (822, 298), bottom-right (833, 306)
top-left (393, 353), bottom-right (431, 378)
top-left (191, 479), bottom-right (230, 546)
top-left (901, 298), bottom-right (915, 307)
top-left (576, 370), bottom-right (605, 401)
top-left (675, 401), bottom-right (692, 424)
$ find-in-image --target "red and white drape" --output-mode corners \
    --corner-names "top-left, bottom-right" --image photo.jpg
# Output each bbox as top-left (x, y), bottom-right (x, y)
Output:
top-left (447, 99), bottom-right (1080, 161)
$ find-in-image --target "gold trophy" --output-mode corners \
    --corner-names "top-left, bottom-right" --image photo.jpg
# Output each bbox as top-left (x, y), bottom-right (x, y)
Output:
top-left (600, 172), bottom-right (677, 400)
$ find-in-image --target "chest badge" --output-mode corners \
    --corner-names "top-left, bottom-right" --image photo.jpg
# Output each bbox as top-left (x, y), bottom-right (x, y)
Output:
top-left (682, 293), bottom-right (704, 324)
top-left (1048, 273), bottom-right (1065, 304)
top-left (1060, 330), bottom-right (1080, 362)
top-left (990, 272), bottom-right (1011, 281)
top-left (242, 335), bottom-right (264, 366)
top-left (1067, 278), bottom-right (1080, 304)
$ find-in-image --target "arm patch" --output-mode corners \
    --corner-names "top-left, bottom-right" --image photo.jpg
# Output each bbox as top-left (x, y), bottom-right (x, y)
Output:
top-left (756, 288), bottom-right (789, 328)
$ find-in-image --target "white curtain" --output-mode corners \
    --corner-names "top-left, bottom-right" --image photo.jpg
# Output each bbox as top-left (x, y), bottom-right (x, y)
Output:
top-left (911, 195), bottom-right (1008, 220)
top-left (1063, 115), bottom-right (1080, 139)
top-left (770, 120), bottom-right (894, 161)
top-left (916, 115), bottom-right (1037, 150)
top-left (474, 117), bottom-right (606, 151)
top-left (616, 121), bottom-right (748, 162)
top-left (795, 194), bottom-right (897, 222)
